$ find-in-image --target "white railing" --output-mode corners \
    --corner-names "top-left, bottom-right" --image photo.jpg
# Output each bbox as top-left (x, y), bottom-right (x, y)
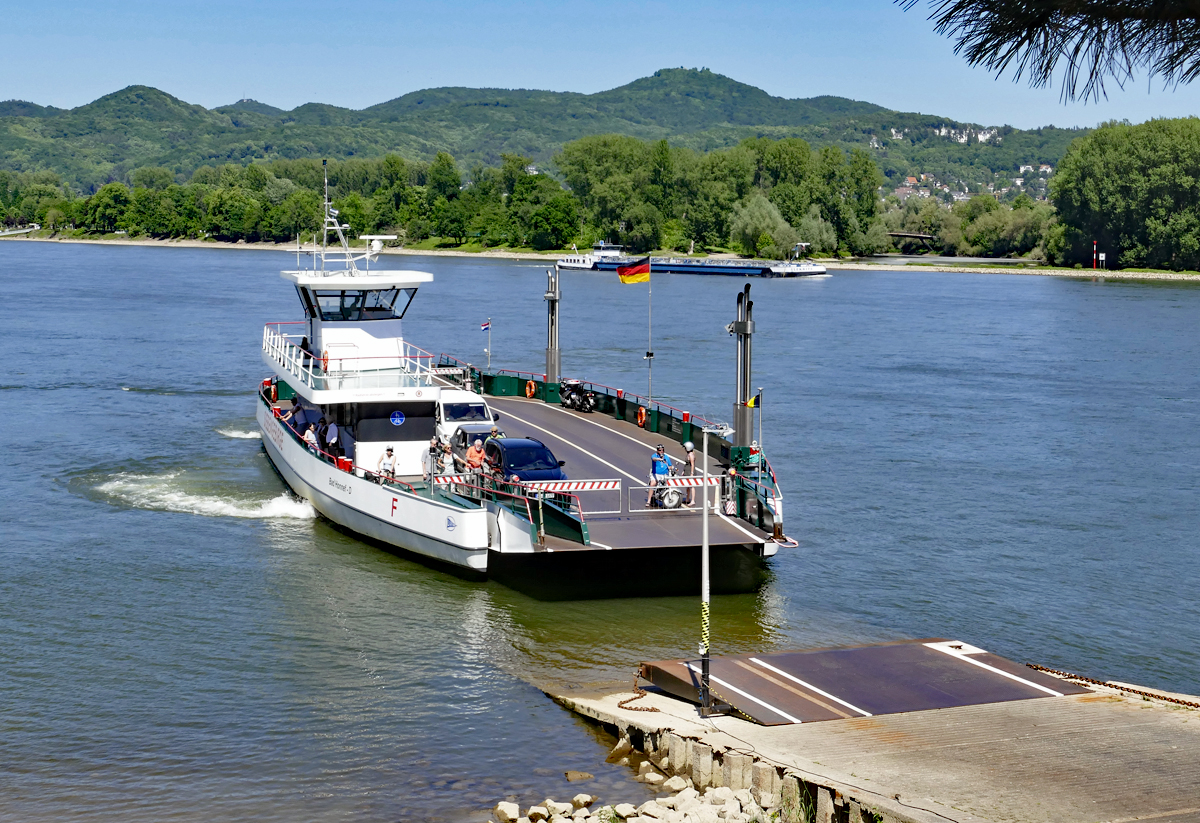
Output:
top-left (262, 323), bottom-right (438, 392)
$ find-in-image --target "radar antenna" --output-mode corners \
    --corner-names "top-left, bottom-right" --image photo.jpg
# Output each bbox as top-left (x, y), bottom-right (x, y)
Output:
top-left (301, 159), bottom-right (394, 276)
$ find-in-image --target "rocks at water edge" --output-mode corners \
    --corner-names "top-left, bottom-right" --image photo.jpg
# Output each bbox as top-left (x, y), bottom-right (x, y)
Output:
top-left (492, 780), bottom-right (779, 823)
top-left (605, 737), bottom-right (634, 763)
top-left (545, 799), bottom-right (575, 816)
top-left (661, 776), bottom-right (688, 792)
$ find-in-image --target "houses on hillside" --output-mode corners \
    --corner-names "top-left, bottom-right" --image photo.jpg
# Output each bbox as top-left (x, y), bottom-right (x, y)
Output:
top-left (891, 162), bottom-right (1055, 204)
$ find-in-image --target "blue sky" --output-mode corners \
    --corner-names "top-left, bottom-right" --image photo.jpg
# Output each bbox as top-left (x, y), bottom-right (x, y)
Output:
top-left (3, 0), bottom-right (1198, 129)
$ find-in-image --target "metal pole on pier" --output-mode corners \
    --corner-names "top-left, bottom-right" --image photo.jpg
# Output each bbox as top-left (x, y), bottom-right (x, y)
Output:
top-left (701, 427), bottom-right (711, 713)
top-left (646, 258), bottom-right (654, 406)
top-left (700, 422), bottom-right (733, 716)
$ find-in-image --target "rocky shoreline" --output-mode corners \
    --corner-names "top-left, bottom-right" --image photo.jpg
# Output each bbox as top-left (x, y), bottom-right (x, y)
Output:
top-left (490, 737), bottom-right (793, 823)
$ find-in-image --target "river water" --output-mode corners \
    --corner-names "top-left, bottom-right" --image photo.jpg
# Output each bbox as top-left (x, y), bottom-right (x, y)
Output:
top-left (2, 242), bottom-right (1197, 822)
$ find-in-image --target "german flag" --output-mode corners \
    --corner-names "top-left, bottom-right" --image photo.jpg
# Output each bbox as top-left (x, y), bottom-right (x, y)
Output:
top-left (617, 256), bottom-right (651, 284)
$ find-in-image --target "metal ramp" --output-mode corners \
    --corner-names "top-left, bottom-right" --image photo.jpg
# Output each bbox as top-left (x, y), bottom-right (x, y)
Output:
top-left (640, 639), bottom-right (1090, 725)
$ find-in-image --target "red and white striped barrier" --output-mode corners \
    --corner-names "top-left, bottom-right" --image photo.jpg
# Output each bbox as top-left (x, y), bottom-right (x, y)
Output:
top-left (432, 475), bottom-right (470, 485)
top-left (431, 367), bottom-right (464, 375)
top-left (523, 479), bottom-right (621, 492)
top-left (658, 476), bottom-right (720, 487)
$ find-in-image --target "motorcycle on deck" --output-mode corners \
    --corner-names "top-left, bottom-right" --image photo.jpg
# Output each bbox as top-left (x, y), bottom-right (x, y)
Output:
top-left (559, 378), bottom-right (597, 413)
top-left (650, 465), bottom-right (684, 509)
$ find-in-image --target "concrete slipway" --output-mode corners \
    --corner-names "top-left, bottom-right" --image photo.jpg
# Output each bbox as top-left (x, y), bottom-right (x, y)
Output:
top-left (543, 653), bottom-right (1200, 823)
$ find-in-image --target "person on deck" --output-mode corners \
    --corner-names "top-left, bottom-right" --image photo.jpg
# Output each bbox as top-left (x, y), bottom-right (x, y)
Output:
top-left (377, 446), bottom-right (395, 481)
top-left (303, 423), bottom-right (319, 453)
top-left (281, 398), bottom-right (305, 425)
top-left (324, 419), bottom-right (340, 457)
top-left (681, 441), bottom-right (697, 507)
top-left (645, 444), bottom-right (672, 507)
top-left (465, 439), bottom-right (485, 471)
top-left (484, 425), bottom-right (502, 445)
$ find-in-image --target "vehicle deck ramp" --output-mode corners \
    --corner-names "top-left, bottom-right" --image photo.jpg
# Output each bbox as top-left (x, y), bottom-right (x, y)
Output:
top-left (641, 639), bottom-right (1090, 725)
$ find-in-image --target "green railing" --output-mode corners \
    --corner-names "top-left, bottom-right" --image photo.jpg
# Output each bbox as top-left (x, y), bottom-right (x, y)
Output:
top-left (434, 355), bottom-right (736, 462)
top-left (433, 356), bottom-right (784, 536)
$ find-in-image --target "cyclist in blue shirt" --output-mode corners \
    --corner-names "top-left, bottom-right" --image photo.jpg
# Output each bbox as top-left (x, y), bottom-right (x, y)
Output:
top-left (646, 444), bottom-right (672, 507)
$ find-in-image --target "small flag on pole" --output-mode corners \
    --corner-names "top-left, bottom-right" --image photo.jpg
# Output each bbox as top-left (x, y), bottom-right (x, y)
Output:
top-left (746, 392), bottom-right (762, 408)
top-left (480, 320), bottom-right (490, 332)
top-left (617, 256), bottom-right (651, 284)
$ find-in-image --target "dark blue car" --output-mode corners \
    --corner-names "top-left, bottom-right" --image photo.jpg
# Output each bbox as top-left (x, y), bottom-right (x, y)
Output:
top-left (484, 438), bottom-right (567, 482)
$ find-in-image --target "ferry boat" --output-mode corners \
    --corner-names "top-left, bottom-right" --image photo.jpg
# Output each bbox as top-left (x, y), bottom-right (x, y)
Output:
top-left (556, 242), bottom-right (827, 277)
top-left (257, 187), bottom-right (790, 599)
top-left (556, 241), bottom-right (632, 270)
top-left (644, 256), bottom-right (827, 277)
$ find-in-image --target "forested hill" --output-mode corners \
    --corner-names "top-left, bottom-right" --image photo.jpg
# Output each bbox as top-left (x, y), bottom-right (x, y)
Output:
top-left (0, 67), bottom-right (1085, 191)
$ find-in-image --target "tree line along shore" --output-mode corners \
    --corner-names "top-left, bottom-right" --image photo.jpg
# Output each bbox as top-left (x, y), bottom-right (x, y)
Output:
top-left (4, 118), bottom-right (1200, 271)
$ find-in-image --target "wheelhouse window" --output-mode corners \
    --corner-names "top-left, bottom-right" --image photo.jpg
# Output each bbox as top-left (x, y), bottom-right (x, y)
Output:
top-left (303, 288), bottom-right (417, 321)
top-left (443, 402), bottom-right (491, 422)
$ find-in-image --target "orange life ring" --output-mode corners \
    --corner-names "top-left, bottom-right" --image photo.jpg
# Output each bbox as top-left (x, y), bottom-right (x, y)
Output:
top-left (270, 383), bottom-right (278, 403)
top-left (525, 380), bottom-right (536, 398)
top-left (636, 406), bottom-right (647, 428)
top-left (321, 350), bottom-right (329, 372)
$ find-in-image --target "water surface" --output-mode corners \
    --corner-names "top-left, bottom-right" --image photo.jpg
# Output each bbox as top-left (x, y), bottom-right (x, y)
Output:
top-left (2, 242), bottom-right (1197, 821)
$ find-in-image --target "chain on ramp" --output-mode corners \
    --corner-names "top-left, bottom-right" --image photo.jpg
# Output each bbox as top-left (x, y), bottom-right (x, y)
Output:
top-left (1026, 663), bottom-right (1200, 709)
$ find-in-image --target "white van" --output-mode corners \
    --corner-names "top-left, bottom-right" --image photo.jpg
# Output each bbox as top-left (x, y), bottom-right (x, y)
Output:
top-left (435, 389), bottom-right (499, 443)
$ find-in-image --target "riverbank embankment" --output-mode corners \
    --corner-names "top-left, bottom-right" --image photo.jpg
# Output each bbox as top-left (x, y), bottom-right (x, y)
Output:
top-left (541, 676), bottom-right (1200, 823)
top-left (7, 234), bottom-right (1200, 281)
top-left (0, 234), bottom-right (559, 262)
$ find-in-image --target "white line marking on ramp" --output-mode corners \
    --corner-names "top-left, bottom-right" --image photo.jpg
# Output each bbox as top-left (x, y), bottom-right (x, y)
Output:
top-left (749, 658), bottom-right (872, 717)
top-left (685, 662), bottom-right (802, 724)
top-left (924, 641), bottom-right (1064, 697)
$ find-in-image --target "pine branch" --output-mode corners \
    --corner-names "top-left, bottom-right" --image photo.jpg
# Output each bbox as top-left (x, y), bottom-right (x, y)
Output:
top-left (899, 0), bottom-right (1200, 101)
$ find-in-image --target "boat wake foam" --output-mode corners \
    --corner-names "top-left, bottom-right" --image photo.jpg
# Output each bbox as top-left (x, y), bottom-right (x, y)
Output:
top-left (216, 427), bottom-right (263, 440)
top-left (95, 472), bottom-right (315, 519)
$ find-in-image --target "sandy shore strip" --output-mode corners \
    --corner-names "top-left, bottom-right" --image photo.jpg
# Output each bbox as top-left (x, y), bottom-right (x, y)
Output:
top-left (1, 234), bottom-right (560, 262)
top-left (6, 235), bottom-right (1200, 281)
top-left (821, 258), bottom-right (1200, 281)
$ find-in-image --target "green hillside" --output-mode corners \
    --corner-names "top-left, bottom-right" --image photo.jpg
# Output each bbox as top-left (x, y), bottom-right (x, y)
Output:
top-left (0, 68), bottom-right (1085, 191)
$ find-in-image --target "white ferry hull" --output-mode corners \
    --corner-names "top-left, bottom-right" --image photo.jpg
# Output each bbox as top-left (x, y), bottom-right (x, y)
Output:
top-left (257, 402), bottom-right (494, 574)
